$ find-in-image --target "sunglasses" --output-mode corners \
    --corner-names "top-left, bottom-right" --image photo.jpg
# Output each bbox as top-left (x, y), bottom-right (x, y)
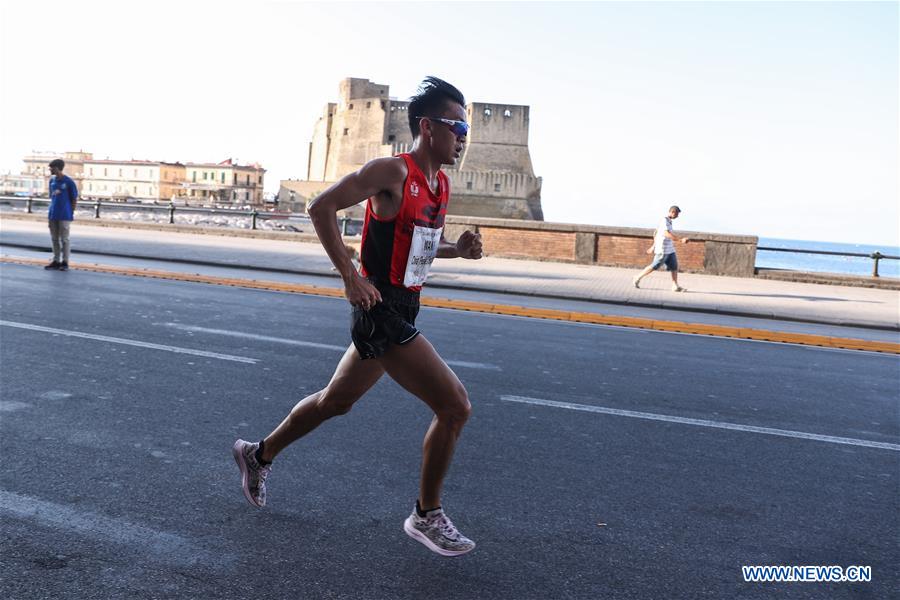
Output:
top-left (419, 116), bottom-right (469, 137)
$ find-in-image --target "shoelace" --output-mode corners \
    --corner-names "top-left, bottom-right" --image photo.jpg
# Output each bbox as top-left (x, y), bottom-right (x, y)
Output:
top-left (435, 514), bottom-right (459, 540)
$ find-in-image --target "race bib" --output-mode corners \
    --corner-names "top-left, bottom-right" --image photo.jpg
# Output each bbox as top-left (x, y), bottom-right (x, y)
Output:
top-left (403, 225), bottom-right (442, 288)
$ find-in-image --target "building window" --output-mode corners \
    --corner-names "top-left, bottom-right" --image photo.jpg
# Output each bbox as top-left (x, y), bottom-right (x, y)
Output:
top-left (494, 183), bottom-right (501, 192)
top-left (349, 103), bottom-right (354, 110)
top-left (192, 171), bottom-right (196, 182)
top-left (221, 172), bottom-right (225, 183)
top-left (203, 172), bottom-right (208, 180)
top-left (388, 134), bottom-right (395, 142)
top-left (134, 168), bottom-right (138, 177)
top-left (233, 173), bottom-right (237, 184)
top-left (366, 101), bottom-right (371, 108)
top-left (343, 128), bottom-right (349, 136)
top-left (381, 101), bottom-right (385, 109)
top-left (119, 168), bottom-right (123, 176)
top-left (258, 175), bottom-right (262, 184)
top-left (245, 174), bottom-right (250, 185)
top-left (89, 168), bottom-right (93, 176)
top-left (104, 168), bottom-right (107, 176)
top-left (466, 181), bottom-right (473, 190)
top-left (484, 108), bottom-right (492, 116)
top-left (233, 190), bottom-right (237, 200)
top-left (133, 186), bottom-right (137, 194)
top-left (87, 183), bottom-right (92, 191)
top-left (504, 109), bottom-right (511, 117)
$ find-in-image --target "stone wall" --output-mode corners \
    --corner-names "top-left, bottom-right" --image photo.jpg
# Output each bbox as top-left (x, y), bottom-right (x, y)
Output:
top-left (443, 216), bottom-right (758, 277)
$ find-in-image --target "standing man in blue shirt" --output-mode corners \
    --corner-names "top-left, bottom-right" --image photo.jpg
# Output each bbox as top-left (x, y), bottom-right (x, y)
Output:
top-left (45, 158), bottom-right (78, 271)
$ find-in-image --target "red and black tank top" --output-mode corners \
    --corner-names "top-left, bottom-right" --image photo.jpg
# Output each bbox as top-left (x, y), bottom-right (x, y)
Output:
top-left (360, 153), bottom-right (450, 292)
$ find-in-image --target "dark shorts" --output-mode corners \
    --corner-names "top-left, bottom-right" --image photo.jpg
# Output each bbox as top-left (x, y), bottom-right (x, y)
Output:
top-left (650, 252), bottom-right (678, 272)
top-left (350, 280), bottom-right (421, 360)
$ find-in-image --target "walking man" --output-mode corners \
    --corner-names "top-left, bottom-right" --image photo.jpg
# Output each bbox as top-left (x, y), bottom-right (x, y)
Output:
top-left (633, 205), bottom-right (689, 291)
top-left (233, 77), bottom-right (482, 556)
top-left (45, 158), bottom-right (78, 271)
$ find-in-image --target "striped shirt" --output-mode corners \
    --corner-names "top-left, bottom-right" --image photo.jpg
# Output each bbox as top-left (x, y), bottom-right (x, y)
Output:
top-left (653, 217), bottom-right (675, 254)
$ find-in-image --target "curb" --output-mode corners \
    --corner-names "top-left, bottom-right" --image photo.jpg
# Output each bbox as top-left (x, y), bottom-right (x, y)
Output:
top-left (3, 255), bottom-right (897, 355)
top-left (2, 241), bottom-right (897, 333)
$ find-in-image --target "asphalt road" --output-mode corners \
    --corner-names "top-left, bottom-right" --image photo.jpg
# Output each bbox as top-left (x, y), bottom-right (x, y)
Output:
top-left (1, 263), bottom-right (897, 599)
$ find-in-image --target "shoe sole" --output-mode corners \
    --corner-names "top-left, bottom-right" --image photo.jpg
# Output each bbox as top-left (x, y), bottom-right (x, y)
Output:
top-left (232, 440), bottom-right (263, 508)
top-left (403, 517), bottom-right (475, 557)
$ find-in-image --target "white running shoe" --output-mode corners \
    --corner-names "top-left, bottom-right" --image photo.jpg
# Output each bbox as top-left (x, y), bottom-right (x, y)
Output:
top-left (672, 285), bottom-right (686, 292)
top-left (232, 439), bottom-right (272, 508)
top-left (404, 506), bottom-right (475, 556)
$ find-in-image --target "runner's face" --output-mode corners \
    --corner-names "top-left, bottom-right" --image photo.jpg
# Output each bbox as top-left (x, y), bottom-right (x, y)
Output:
top-left (427, 102), bottom-right (467, 166)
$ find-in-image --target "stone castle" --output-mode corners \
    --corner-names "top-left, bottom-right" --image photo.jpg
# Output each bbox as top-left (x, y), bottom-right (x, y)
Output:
top-left (280, 78), bottom-right (543, 220)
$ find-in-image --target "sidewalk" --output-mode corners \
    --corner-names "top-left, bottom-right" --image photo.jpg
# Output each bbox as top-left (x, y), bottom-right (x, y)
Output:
top-left (2, 217), bottom-right (898, 332)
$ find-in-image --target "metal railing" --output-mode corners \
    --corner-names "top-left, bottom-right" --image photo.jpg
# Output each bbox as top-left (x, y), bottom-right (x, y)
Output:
top-left (0, 195), bottom-right (359, 235)
top-left (757, 245), bottom-right (899, 278)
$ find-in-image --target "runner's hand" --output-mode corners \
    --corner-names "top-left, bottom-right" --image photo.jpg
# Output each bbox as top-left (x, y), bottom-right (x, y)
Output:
top-left (681, 237), bottom-right (690, 244)
top-left (457, 230), bottom-right (483, 260)
top-left (345, 273), bottom-right (382, 309)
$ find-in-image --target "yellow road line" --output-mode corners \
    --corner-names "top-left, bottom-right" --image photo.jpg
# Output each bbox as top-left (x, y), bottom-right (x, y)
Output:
top-left (4, 255), bottom-right (898, 354)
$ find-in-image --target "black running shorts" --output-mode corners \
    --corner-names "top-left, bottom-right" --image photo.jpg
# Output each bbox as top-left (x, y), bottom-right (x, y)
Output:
top-left (350, 280), bottom-right (421, 360)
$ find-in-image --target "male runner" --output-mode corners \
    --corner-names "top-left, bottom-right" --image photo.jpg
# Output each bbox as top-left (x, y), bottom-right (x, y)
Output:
top-left (233, 77), bottom-right (482, 556)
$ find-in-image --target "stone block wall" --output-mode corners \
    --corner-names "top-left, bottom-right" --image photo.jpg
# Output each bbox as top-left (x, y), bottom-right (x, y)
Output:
top-left (443, 216), bottom-right (758, 277)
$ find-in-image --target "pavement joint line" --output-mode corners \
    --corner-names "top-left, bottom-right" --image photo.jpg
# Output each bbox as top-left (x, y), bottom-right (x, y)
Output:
top-left (501, 396), bottom-right (900, 452)
top-left (3, 255), bottom-right (898, 355)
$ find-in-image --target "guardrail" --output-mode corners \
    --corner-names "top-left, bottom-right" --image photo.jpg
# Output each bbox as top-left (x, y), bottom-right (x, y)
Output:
top-left (757, 246), bottom-right (899, 278)
top-left (0, 195), bottom-right (359, 235)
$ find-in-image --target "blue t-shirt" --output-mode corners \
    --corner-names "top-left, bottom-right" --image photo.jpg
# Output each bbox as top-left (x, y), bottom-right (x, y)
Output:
top-left (48, 175), bottom-right (78, 221)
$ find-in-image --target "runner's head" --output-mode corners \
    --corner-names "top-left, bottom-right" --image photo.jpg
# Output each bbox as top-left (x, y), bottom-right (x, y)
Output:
top-left (668, 205), bottom-right (681, 219)
top-left (409, 76), bottom-right (468, 166)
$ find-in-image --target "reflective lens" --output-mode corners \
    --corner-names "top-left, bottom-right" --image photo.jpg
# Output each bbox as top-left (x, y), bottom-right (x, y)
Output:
top-left (419, 116), bottom-right (469, 137)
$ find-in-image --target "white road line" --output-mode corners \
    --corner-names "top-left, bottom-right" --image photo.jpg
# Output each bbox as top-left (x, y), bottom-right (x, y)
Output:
top-left (445, 360), bottom-right (501, 371)
top-left (161, 322), bottom-right (502, 370)
top-left (162, 323), bottom-right (346, 351)
top-left (0, 320), bottom-right (257, 364)
top-left (501, 395), bottom-right (900, 452)
top-left (0, 490), bottom-right (234, 568)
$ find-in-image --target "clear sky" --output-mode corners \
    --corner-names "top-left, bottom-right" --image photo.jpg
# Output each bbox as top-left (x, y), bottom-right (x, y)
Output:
top-left (1, 0), bottom-right (897, 245)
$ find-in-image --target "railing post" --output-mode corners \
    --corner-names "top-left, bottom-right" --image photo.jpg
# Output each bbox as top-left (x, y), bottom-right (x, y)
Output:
top-left (94, 200), bottom-right (101, 219)
top-left (168, 203), bottom-right (176, 224)
top-left (251, 210), bottom-right (258, 230)
top-left (872, 251), bottom-right (883, 278)
top-left (26, 196), bottom-right (33, 214)
top-left (340, 216), bottom-right (350, 236)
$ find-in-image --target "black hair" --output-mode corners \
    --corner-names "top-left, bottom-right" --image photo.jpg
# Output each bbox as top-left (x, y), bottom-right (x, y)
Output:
top-left (49, 158), bottom-right (65, 170)
top-left (408, 76), bottom-right (466, 138)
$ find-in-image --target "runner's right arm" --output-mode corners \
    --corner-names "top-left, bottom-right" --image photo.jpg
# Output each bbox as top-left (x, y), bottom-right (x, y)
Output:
top-left (308, 157), bottom-right (406, 306)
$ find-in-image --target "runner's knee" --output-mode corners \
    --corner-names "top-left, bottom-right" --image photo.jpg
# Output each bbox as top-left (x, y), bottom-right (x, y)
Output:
top-left (437, 384), bottom-right (471, 426)
top-left (316, 385), bottom-right (360, 417)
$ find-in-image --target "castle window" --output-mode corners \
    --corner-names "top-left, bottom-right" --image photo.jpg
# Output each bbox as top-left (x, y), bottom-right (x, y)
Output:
top-left (366, 101), bottom-right (371, 108)
top-left (388, 134), bottom-right (395, 142)
top-left (504, 109), bottom-right (511, 117)
top-left (349, 104), bottom-right (354, 110)
top-left (466, 181), bottom-right (473, 190)
top-left (381, 101), bottom-right (385, 109)
top-left (343, 128), bottom-right (349, 136)
top-left (484, 108), bottom-right (492, 116)
top-left (494, 183), bottom-right (501, 192)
